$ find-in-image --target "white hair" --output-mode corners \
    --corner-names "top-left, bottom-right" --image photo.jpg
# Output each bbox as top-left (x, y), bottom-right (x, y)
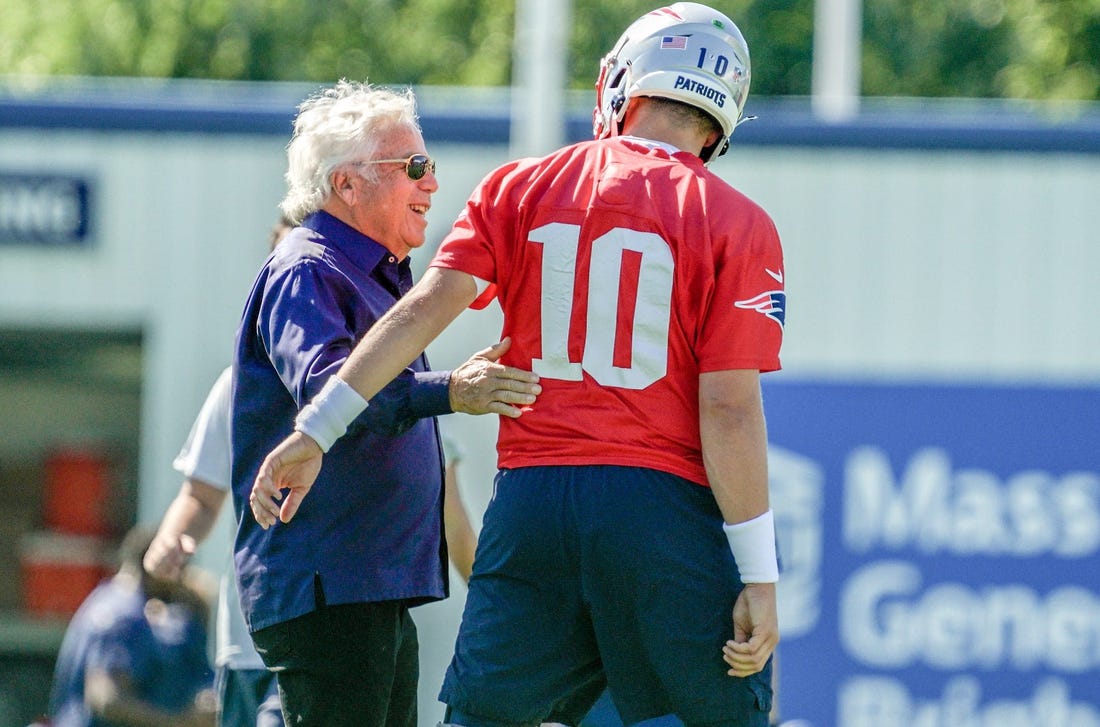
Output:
top-left (280, 80), bottom-right (420, 223)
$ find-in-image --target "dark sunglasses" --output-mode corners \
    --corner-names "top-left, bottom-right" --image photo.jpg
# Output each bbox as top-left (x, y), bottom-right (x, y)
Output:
top-left (358, 154), bottom-right (436, 181)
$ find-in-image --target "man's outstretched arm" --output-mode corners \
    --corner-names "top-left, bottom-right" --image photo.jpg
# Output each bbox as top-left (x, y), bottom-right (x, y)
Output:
top-left (250, 267), bottom-right (541, 527)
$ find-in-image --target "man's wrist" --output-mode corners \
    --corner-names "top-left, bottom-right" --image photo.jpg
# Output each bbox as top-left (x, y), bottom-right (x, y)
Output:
top-left (294, 376), bottom-right (369, 453)
top-left (723, 509), bottom-right (780, 584)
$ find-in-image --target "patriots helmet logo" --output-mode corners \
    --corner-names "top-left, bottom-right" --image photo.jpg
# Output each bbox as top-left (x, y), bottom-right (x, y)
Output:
top-left (735, 290), bottom-right (786, 328)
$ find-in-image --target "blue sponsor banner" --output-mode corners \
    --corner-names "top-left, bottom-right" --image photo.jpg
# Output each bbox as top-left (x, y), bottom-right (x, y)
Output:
top-left (764, 379), bottom-right (1100, 727)
top-left (0, 172), bottom-right (93, 246)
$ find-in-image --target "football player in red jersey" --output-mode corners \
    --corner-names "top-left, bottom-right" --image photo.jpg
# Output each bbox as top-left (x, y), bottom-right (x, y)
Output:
top-left (252, 4), bottom-right (785, 725)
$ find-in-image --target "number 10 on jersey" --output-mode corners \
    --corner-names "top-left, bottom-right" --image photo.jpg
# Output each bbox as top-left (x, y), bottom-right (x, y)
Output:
top-left (528, 222), bottom-right (674, 391)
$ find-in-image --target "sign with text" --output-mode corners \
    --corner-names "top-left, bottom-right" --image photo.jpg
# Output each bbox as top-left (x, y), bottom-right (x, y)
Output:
top-left (765, 380), bottom-right (1100, 727)
top-left (0, 172), bottom-right (93, 246)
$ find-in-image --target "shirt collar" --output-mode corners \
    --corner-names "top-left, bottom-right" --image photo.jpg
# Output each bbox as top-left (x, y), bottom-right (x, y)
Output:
top-left (618, 135), bottom-right (683, 155)
top-left (613, 136), bottom-right (705, 170)
top-left (301, 209), bottom-right (390, 274)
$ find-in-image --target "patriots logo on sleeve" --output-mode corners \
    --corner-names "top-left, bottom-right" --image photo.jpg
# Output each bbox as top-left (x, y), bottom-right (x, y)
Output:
top-left (735, 290), bottom-right (786, 328)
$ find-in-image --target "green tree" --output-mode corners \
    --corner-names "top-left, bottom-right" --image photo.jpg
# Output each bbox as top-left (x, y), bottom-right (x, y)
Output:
top-left (863, 0), bottom-right (1100, 100)
top-left (0, 0), bottom-right (515, 85)
top-left (0, 0), bottom-right (1097, 102)
top-left (569, 0), bottom-right (814, 97)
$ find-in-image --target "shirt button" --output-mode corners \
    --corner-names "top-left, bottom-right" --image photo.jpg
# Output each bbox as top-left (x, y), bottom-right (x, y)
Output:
top-left (388, 256), bottom-right (396, 263)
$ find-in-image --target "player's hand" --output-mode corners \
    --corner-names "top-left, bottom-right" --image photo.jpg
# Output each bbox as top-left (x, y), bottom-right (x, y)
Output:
top-left (250, 431), bottom-right (324, 528)
top-left (143, 532), bottom-right (196, 580)
top-left (723, 582), bottom-right (779, 677)
top-left (448, 337), bottom-right (542, 418)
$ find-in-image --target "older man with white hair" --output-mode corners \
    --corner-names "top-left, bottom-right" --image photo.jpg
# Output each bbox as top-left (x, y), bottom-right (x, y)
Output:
top-left (230, 80), bottom-right (541, 727)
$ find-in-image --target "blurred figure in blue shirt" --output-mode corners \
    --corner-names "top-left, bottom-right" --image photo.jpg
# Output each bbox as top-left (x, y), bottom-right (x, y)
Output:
top-left (48, 525), bottom-right (216, 727)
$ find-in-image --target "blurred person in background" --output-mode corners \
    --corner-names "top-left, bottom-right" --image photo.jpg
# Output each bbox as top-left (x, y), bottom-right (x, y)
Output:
top-left (48, 525), bottom-right (216, 727)
top-left (145, 366), bottom-right (283, 727)
top-left (143, 217), bottom-right (291, 727)
top-left (438, 417), bottom-right (477, 584)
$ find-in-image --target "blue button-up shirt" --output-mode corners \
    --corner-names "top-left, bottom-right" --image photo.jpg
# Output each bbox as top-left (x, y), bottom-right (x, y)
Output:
top-left (231, 211), bottom-right (451, 632)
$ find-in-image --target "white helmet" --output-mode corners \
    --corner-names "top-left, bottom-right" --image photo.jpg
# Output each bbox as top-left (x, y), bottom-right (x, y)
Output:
top-left (593, 2), bottom-right (751, 162)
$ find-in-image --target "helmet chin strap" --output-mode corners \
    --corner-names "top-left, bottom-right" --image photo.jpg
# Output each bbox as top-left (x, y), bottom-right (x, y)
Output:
top-left (611, 94), bottom-right (627, 129)
top-left (701, 136), bottom-right (729, 164)
top-left (701, 114), bottom-right (757, 163)
top-left (704, 114), bottom-right (756, 162)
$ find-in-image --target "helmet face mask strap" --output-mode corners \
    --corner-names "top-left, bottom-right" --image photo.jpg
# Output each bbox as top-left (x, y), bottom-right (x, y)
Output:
top-left (592, 2), bottom-right (752, 164)
top-left (608, 63), bottom-right (631, 131)
top-left (593, 53), bottom-right (627, 140)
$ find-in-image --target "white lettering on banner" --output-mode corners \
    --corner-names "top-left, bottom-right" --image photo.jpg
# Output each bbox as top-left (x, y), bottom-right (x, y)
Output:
top-left (0, 179), bottom-right (83, 239)
top-left (839, 675), bottom-right (1100, 727)
top-left (840, 561), bottom-right (1100, 670)
top-left (769, 446), bottom-right (825, 638)
top-left (843, 446), bottom-right (1100, 557)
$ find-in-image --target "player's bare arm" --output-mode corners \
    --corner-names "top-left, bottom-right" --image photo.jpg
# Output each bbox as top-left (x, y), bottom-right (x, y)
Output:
top-left (340, 267), bottom-right (486, 400)
top-left (698, 368), bottom-right (780, 677)
top-left (251, 267), bottom-right (541, 528)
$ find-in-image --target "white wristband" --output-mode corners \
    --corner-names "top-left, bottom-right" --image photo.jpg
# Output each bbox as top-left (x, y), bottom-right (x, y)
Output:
top-left (723, 509), bottom-right (779, 584)
top-left (294, 376), bottom-right (369, 453)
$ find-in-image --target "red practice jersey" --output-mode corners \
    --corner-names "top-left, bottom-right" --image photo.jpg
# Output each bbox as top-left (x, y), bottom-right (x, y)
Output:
top-left (432, 137), bottom-right (784, 486)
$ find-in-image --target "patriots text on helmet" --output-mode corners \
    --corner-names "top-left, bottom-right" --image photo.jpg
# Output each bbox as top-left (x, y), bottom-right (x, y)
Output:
top-left (673, 75), bottom-right (726, 107)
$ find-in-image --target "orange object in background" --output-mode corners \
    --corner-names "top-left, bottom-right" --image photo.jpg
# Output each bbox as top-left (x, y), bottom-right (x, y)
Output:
top-left (43, 447), bottom-right (113, 537)
top-left (19, 532), bottom-right (109, 618)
